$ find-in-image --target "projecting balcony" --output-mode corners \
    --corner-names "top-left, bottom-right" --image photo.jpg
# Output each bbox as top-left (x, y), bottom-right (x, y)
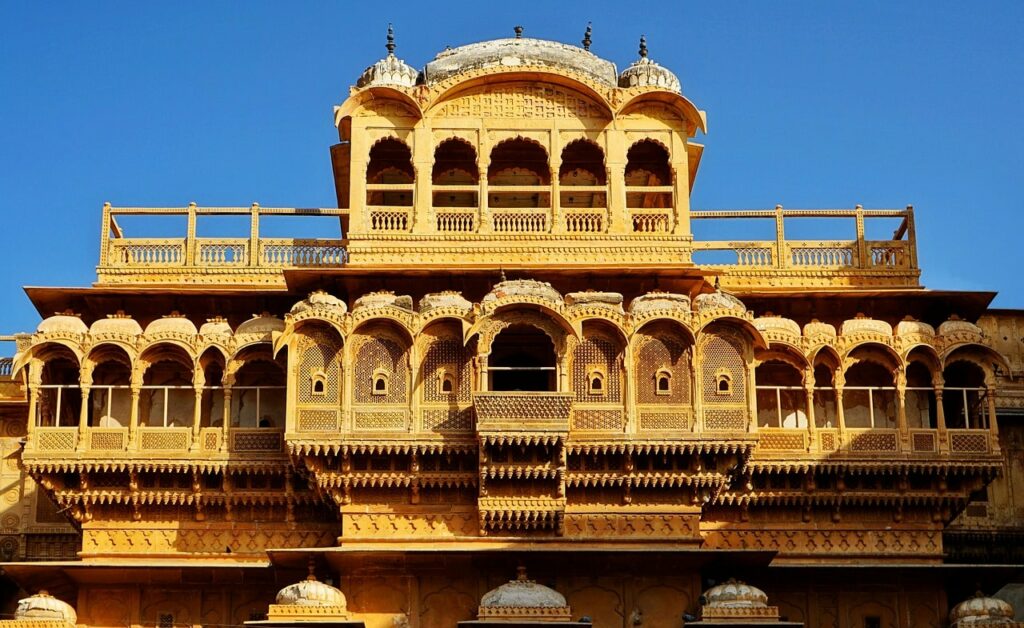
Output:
top-left (473, 392), bottom-right (573, 435)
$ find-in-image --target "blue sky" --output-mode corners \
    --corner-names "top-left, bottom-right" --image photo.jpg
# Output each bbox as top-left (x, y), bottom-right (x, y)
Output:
top-left (1, 2), bottom-right (1022, 336)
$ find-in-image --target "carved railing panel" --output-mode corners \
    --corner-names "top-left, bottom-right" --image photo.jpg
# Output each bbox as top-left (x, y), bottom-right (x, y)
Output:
top-left (138, 427), bottom-right (190, 451)
top-left (492, 208), bottom-right (549, 233)
top-left (229, 428), bottom-right (284, 453)
top-left (474, 392), bottom-right (573, 433)
top-left (109, 239), bottom-right (185, 267)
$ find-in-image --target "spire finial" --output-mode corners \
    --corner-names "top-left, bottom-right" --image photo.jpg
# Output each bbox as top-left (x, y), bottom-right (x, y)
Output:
top-left (582, 23), bottom-right (592, 51)
top-left (514, 25), bottom-right (524, 39)
top-left (306, 557), bottom-right (317, 581)
top-left (386, 23), bottom-right (396, 55)
top-left (516, 565), bottom-right (529, 581)
top-left (639, 35), bottom-right (648, 58)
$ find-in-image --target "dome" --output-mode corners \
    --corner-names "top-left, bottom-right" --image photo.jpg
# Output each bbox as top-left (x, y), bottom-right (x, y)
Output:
top-left (15, 591), bottom-right (77, 624)
top-left (895, 317), bottom-right (936, 337)
top-left (353, 291), bottom-right (414, 311)
top-left (198, 317), bottom-right (233, 336)
top-left (423, 31), bottom-right (618, 87)
top-left (419, 291), bottom-right (472, 313)
top-left (629, 291), bottom-right (690, 314)
top-left (478, 567), bottom-right (571, 621)
top-left (695, 290), bottom-right (746, 313)
top-left (566, 290), bottom-right (624, 310)
top-left (754, 315), bottom-right (801, 337)
top-left (840, 316), bottom-right (893, 337)
top-left (290, 291), bottom-right (348, 315)
top-left (144, 314), bottom-right (198, 336)
top-left (236, 313), bottom-right (286, 335)
top-left (803, 319), bottom-right (837, 338)
top-left (483, 279), bottom-right (562, 305)
top-left (618, 37), bottom-right (680, 92)
top-left (938, 316), bottom-right (984, 338)
top-left (357, 25), bottom-right (418, 88)
top-left (90, 312), bottom-right (143, 336)
top-left (276, 576), bottom-right (347, 609)
top-left (703, 579), bottom-right (769, 609)
top-left (37, 313), bottom-right (88, 335)
top-left (950, 591), bottom-right (1015, 626)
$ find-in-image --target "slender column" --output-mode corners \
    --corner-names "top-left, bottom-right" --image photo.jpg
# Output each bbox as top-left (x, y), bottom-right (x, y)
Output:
top-left (987, 386), bottom-right (1000, 453)
top-left (906, 205), bottom-right (919, 270)
top-left (408, 345), bottom-right (419, 432)
top-left (190, 387), bottom-right (203, 451)
top-left (934, 385), bottom-right (948, 453)
top-left (896, 368), bottom-right (909, 452)
top-left (550, 167), bottom-right (561, 234)
top-left (78, 387), bottom-right (91, 450)
top-left (128, 385), bottom-right (141, 449)
top-left (185, 201), bottom-right (197, 266)
top-left (100, 202), bottom-right (113, 267)
top-left (478, 354), bottom-right (489, 393)
top-left (478, 157), bottom-right (491, 234)
top-left (855, 204), bottom-right (867, 268)
top-left (623, 349), bottom-right (635, 435)
top-left (249, 203), bottom-right (260, 267)
top-left (221, 385), bottom-right (232, 452)
top-left (804, 375), bottom-right (816, 453)
top-left (774, 205), bottom-right (786, 268)
top-left (26, 388), bottom-right (39, 446)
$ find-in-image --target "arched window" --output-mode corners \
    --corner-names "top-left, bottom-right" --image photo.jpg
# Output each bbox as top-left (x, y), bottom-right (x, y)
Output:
top-left (489, 324), bottom-right (557, 392)
top-left (231, 355), bottom-right (286, 429)
top-left (141, 348), bottom-right (195, 429)
top-left (905, 360), bottom-right (937, 429)
top-left (625, 140), bottom-right (672, 214)
top-left (587, 369), bottom-right (605, 396)
top-left (88, 347), bottom-right (132, 428)
top-left (372, 369), bottom-right (391, 396)
top-left (755, 360), bottom-right (806, 428)
top-left (488, 138), bottom-right (551, 211)
top-left (560, 139), bottom-right (607, 211)
top-left (311, 372), bottom-right (327, 396)
top-left (36, 349), bottom-right (81, 428)
top-left (656, 370), bottom-right (672, 395)
top-left (843, 358), bottom-right (897, 429)
top-left (942, 361), bottom-right (987, 429)
top-left (440, 371), bottom-right (456, 394)
top-left (366, 137), bottom-right (414, 207)
top-left (716, 371), bottom-right (733, 395)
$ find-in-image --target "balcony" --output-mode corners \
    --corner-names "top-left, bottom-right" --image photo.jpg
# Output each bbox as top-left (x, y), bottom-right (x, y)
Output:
top-left (474, 392), bottom-right (573, 434)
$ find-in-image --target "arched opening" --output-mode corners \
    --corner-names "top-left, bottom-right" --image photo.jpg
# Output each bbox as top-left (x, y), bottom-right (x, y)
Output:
top-left (905, 360), bottom-right (937, 428)
top-left (635, 322), bottom-right (692, 405)
top-left (625, 140), bottom-right (672, 216)
top-left (366, 138), bottom-right (414, 219)
top-left (755, 360), bottom-right (807, 428)
top-left (812, 350), bottom-right (840, 428)
top-left (231, 353), bottom-right (286, 428)
top-left (559, 139), bottom-right (607, 214)
top-left (572, 325), bottom-right (623, 403)
top-left (656, 370), bottom-right (672, 394)
top-left (353, 324), bottom-right (410, 404)
top-left (942, 361), bottom-right (988, 429)
top-left (36, 349), bottom-right (81, 427)
top-left (432, 138), bottom-right (479, 232)
top-left (88, 348), bottom-right (132, 428)
top-left (843, 358), bottom-right (897, 429)
top-left (488, 139), bottom-right (551, 215)
top-left (198, 348), bottom-right (224, 428)
top-left (141, 347), bottom-right (195, 428)
top-left (489, 324), bottom-right (557, 392)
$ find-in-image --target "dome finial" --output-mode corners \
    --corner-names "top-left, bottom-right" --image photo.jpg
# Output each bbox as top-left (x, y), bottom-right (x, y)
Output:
top-left (639, 35), bottom-right (648, 58)
top-left (582, 23), bottom-right (592, 51)
top-left (307, 556), bottom-right (317, 581)
top-left (514, 25), bottom-right (524, 39)
top-left (386, 23), bottom-right (396, 55)
top-left (515, 565), bottom-right (529, 581)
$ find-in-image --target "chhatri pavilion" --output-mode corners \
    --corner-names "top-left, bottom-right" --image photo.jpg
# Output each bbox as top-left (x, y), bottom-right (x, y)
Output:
top-left (0, 26), bottom-right (1022, 628)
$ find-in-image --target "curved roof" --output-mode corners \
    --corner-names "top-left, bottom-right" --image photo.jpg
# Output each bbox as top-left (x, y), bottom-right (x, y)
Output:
top-left (423, 37), bottom-right (618, 87)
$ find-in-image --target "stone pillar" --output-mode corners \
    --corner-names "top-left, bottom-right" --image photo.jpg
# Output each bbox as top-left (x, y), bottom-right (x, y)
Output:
top-left (249, 203), bottom-right (261, 266)
top-left (78, 387), bottom-right (91, 450)
top-left (934, 385), bottom-right (948, 453)
top-left (186, 201), bottom-right (198, 266)
top-left (987, 386), bottom-right (1000, 454)
top-left (128, 385), bottom-right (141, 449)
top-left (896, 368), bottom-right (909, 452)
top-left (804, 375), bottom-right (816, 453)
top-left (191, 387), bottom-right (203, 451)
top-left (222, 386), bottom-right (232, 452)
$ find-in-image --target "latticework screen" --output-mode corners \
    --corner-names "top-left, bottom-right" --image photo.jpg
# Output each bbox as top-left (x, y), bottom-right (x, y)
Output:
top-left (572, 334), bottom-right (622, 402)
top-left (701, 333), bottom-right (746, 403)
top-left (354, 334), bottom-right (409, 403)
top-left (635, 326), bottom-right (691, 404)
top-left (421, 337), bottom-right (473, 403)
top-left (296, 327), bottom-right (342, 404)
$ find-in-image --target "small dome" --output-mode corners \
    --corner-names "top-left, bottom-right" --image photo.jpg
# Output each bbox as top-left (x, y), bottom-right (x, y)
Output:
top-left (90, 312), bottom-right (143, 336)
top-left (840, 316), bottom-right (893, 337)
top-left (695, 290), bottom-right (746, 313)
top-left (938, 316), bottom-right (984, 338)
top-left (754, 315), bottom-right (801, 337)
top-left (618, 37), bottom-right (680, 92)
top-left (198, 317), bottom-right (233, 336)
top-left (566, 291), bottom-right (624, 310)
top-left (950, 591), bottom-right (1015, 626)
top-left (803, 319), bottom-right (837, 338)
top-left (480, 567), bottom-right (570, 618)
top-left (236, 313), bottom-right (286, 335)
top-left (357, 25), bottom-right (418, 88)
top-left (37, 313), bottom-right (88, 335)
top-left (15, 591), bottom-right (77, 624)
top-left (629, 291), bottom-right (690, 314)
top-left (276, 576), bottom-right (347, 609)
top-left (419, 291), bottom-right (472, 313)
top-left (896, 317), bottom-right (936, 337)
top-left (353, 291), bottom-right (414, 311)
top-left (483, 279), bottom-right (562, 305)
top-left (144, 314), bottom-right (198, 336)
top-left (703, 579), bottom-right (769, 609)
top-left (291, 291), bottom-right (348, 315)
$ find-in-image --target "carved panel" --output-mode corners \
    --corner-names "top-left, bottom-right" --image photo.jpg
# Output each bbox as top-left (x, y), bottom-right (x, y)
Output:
top-left (354, 335), bottom-right (409, 404)
top-left (297, 327), bottom-right (341, 404)
top-left (433, 82), bottom-right (607, 119)
top-left (639, 410), bottom-right (689, 431)
top-left (571, 409), bottom-right (624, 431)
top-left (572, 334), bottom-right (622, 402)
top-left (635, 327), bottom-right (691, 404)
top-left (422, 337), bottom-right (472, 403)
top-left (354, 411), bottom-right (407, 431)
top-left (422, 408), bottom-right (474, 432)
top-left (298, 408), bottom-right (339, 432)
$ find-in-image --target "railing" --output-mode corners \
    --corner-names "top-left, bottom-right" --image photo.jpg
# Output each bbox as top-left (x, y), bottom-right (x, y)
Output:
top-left (196, 238), bottom-right (248, 266)
top-left (788, 242), bottom-right (855, 267)
top-left (369, 207), bottom-right (411, 232)
top-left (492, 208), bottom-right (549, 233)
top-left (259, 239), bottom-right (347, 267)
top-left (109, 239), bottom-right (185, 266)
top-left (630, 209), bottom-right (671, 233)
top-left (474, 392), bottom-right (573, 432)
top-left (564, 209), bottom-right (605, 233)
top-left (435, 208), bottom-right (477, 233)
top-left (0, 357), bottom-right (12, 378)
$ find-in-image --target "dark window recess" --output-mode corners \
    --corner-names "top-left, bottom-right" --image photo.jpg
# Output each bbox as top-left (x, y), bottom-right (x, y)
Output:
top-left (864, 617), bottom-right (881, 628)
top-left (158, 613), bottom-right (174, 628)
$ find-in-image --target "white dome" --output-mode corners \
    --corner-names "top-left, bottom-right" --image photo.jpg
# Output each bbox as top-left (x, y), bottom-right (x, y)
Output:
top-left (419, 291), bottom-right (472, 313)
top-left (950, 592), bottom-right (1015, 626)
top-left (90, 313), bottom-right (143, 336)
top-left (803, 319), bottom-right (837, 338)
top-left (840, 316), bottom-right (892, 337)
top-left (618, 37), bottom-right (680, 92)
top-left (353, 291), bottom-right (414, 311)
top-left (37, 313), bottom-right (87, 335)
top-left (483, 279), bottom-right (562, 305)
top-left (480, 568), bottom-right (569, 616)
top-left (695, 290), bottom-right (746, 313)
top-left (236, 314), bottom-right (285, 335)
top-left (198, 317), bottom-right (233, 336)
top-left (895, 317), bottom-right (936, 337)
top-left (357, 25), bottom-right (418, 88)
top-left (276, 576), bottom-right (347, 608)
top-left (15, 591), bottom-right (77, 624)
top-left (703, 579), bottom-right (769, 609)
top-left (290, 291), bottom-right (348, 315)
top-left (938, 317), bottom-right (984, 337)
top-left (629, 291), bottom-right (690, 314)
top-left (144, 314), bottom-right (198, 336)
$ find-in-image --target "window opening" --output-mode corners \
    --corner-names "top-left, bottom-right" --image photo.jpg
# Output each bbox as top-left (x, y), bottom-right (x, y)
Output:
top-left (489, 324), bottom-right (557, 391)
